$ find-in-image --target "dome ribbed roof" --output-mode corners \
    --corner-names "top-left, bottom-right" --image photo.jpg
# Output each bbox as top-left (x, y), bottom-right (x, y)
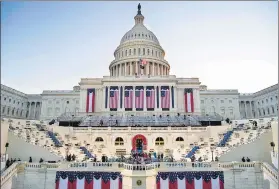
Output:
top-left (119, 4), bottom-right (160, 45)
top-left (120, 25), bottom-right (160, 45)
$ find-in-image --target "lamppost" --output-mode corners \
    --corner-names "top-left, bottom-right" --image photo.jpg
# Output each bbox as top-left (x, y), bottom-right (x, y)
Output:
top-left (210, 146), bottom-right (215, 162)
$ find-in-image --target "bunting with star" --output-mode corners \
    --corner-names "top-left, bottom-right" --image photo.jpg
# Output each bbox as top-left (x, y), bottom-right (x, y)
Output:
top-left (55, 171), bottom-right (122, 189)
top-left (156, 171), bottom-right (224, 189)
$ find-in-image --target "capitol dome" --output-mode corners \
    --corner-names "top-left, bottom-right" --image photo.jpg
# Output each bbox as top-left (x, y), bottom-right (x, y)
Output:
top-left (109, 4), bottom-right (169, 77)
top-left (120, 18), bottom-right (160, 45)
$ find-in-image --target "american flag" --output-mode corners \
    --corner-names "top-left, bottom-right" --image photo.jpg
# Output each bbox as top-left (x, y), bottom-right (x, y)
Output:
top-left (184, 88), bottom-right (194, 113)
top-left (109, 87), bottom-right (119, 109)
top-left (139, 58), bottom-right (147, 65)
top-left (124, 86), bottom-right (133, 109)
top-left (86, 88), bottom-right (95, 113)
top-left (146, 86), bottom-right (155, 109)
top-left (135, 86), bottom-right (144, 110)
top-left (156, 171), bottom-right (224, 189)
top-left (161, 86), bottom-right (170, 109)
top-left (55, 171), bottom-right (122, 189)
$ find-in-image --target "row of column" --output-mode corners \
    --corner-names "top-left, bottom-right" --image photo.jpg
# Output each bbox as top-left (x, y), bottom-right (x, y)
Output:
top-left (103, 86), bottom-right (177, 112)
top-left (28, 102), bottom-right (41, 120)
top-left (240, 101), bottom-right (254, 118)
top-left (110, 61), bottom-right (169, 77)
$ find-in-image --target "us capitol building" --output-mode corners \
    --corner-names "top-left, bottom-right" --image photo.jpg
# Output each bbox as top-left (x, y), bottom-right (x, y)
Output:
top-left (1, 5), bottom-right (278, 122)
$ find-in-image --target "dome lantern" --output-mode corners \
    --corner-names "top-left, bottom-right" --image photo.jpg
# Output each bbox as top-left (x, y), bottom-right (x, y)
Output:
top-left (134, 3), bottom-right (144, 25)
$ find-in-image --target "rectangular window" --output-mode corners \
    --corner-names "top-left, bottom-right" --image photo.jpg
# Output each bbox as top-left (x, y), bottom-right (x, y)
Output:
top-left (221, 100), bottom-right (224, 103)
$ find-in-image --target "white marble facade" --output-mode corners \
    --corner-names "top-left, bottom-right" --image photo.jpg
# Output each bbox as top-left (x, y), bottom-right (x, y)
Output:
top-left (0, 85), bottom-right (41, 120)
top-left (1, 7), bottom-right (277, 121)
top-left (239, 84), bottom-right (278, 119)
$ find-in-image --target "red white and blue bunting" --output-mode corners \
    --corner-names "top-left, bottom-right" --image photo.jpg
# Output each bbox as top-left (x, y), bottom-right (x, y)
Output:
top-left (156, 171), bottom-right (224, 189)
top-left (55, 171), bottom-right (122, 189)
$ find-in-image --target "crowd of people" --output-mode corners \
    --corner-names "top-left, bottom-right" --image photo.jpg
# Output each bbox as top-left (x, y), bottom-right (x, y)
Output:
top-left (65, 154), bottom-right (76, 162)
top-left (5, 158), bottom-right (20, 169)
top-left (242, 157), bottom-right (251, 162)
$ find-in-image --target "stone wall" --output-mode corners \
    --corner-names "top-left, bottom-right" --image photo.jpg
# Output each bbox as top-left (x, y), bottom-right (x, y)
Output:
top-left (6, 132), bottom-right (63, 162)
top-left (11, 167), bottom-right (267, 189)
top-left (219, 130), bottom-right (273, 163)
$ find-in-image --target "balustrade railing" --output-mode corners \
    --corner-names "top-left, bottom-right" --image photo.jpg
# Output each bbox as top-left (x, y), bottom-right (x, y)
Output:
top-left (122, 163), bottom-right (159, 170)
top-left (261, 162), bottom-right (278, 183)
top-left (10, 161), bottom-right (276, 175)
top-left (1, 163), bottom-right (18, 187)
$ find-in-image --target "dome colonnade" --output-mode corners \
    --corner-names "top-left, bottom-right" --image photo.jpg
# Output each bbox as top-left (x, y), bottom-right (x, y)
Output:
top-left (109, 4), bottom-right (170, 77)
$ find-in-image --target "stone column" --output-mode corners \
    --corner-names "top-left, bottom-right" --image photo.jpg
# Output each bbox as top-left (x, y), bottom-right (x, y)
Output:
top-left (120, 64), bottom-right (121, 76)
top-left (244, 102), bottom-right (248, 118)
top-left (158, 86), bottom-right (161, 110)
top-left (152, 63), bottom-right (155, 76)
top-left (146, 62), bottom-right (149, 75)
top-left (107, 87), bottom-right (110, 111)
top-left (194, 89), bottom-right (201, 114)
top-left (250, 101), bottom-right (253, 118)
top-left (129, 62), bottom-right (132, 76)
top-left (33, 102), bottom-right (37, 119)
top-left (102, 87), bottom-right (107, 112)
top-left (124, 63), bottom-right (126, 76)
top-left (135, 61), bottom-right (138, 75)
top-left (28, 102), bottom-right (32, 119)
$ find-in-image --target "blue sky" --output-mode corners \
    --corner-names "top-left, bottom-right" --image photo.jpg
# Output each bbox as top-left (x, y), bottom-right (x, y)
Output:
top-left (1, 1), bottom-right (278, 94)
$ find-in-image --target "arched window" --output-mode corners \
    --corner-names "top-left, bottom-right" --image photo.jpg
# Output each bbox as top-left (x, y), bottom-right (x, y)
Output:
top-left (267, 108), bottom-right (270, 115)
top-left (95, 137), bottom-right (104, 142)
top-left (20, 110), bottom-right (23, 117)
top-left (143, 48), bottom-right (145, 55)
top-left (12, 109), bottom-right (14, 116)
top-left (125, 50), bottom-right (128, 56)
top-left (155, 137), bottom-right (164, 146)
top-left (129, 49), bottom-right (131, 55)
top-left (2, 107), bottom-right (5, 114)
top-left (152, 50), bottom-right (153, 56)
top-left (134, 49), bottom-right (136, 55)
top-left (115, 137), bottom-right (124, 146)
top-left (121, 51), bottom-right (123, 57)
top-left (272, 106), bottom-right (275, 114)
top-left (147, 49), bottom-right (150, 55)
top-left (138, 48), bottom-right (141, 55)
top-left (176, 137), bottom-right (184, 142)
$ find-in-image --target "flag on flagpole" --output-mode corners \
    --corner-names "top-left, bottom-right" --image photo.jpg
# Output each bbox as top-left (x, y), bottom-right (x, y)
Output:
top-left (139, 58), bottom-right (147, 69)
top-left (139, 58), bottom-right (147, 65)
